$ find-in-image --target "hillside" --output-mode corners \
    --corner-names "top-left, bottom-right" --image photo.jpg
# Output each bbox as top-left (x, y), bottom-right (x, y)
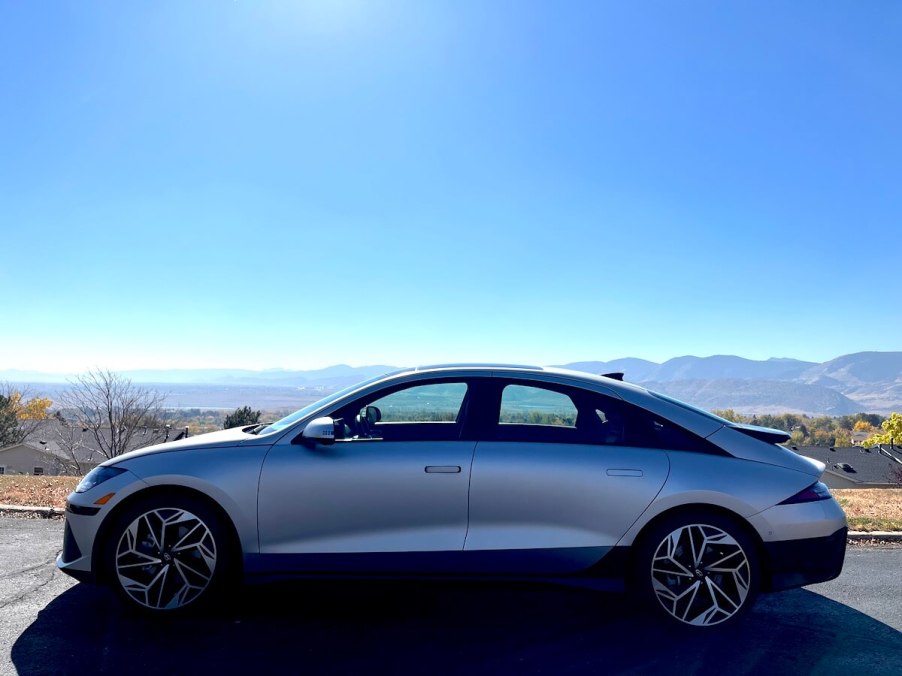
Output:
top-left (4, 351), bottom-right (901, 415)
top-left (560, 351), bottom-right (902, 415)
top-left (639, 379), bottom-right (862, 416)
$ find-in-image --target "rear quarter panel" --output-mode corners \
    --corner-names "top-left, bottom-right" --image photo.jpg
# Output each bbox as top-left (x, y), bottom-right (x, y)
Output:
top-left (616, 452), bottom-right (820, 546)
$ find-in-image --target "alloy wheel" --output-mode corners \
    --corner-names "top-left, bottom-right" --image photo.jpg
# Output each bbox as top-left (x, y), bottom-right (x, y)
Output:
top-left (650, 523), bottom-right (751, 626)
top-left (115, 507), bottom-right (217, 610)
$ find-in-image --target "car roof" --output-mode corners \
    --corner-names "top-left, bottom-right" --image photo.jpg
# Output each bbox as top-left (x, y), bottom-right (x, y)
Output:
top-left (409, 362), bottom-right (631, 385)
top-left (412, 362), bottom-right (544, 372)
top-left (389, 363), bottom-right (727, 439)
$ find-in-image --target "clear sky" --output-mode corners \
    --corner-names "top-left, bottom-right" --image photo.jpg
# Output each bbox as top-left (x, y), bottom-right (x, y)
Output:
top-left (2, 1), bottom-right (900, 373)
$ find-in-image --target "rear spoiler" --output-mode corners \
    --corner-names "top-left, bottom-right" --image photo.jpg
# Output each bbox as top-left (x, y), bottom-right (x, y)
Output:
top-left (728, 423), bottom-right (791, 445)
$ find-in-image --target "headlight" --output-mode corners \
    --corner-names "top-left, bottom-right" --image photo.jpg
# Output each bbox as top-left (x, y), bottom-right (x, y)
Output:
top-left (75, 466), bottom-right (127, 493)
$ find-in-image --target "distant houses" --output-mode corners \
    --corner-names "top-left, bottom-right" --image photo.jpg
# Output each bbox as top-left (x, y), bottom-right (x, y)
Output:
top-left (793, 445), bottom-right (902, 488)
top-left (0, 420), bottom-right (189, 476)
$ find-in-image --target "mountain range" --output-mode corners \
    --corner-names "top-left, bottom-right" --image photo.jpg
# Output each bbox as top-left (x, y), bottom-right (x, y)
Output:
top-left (3, 352), bottom-right (902, 415)
top-left (558, 352), bottom-right (902, 415)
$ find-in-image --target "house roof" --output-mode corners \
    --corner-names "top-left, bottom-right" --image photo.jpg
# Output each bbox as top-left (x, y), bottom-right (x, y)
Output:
top-left (0, 419), bottom-right (190, 464)
top-left (793, 445), bottom-right (902, 485)
top-left (1, 437), bottom-right (106, 465)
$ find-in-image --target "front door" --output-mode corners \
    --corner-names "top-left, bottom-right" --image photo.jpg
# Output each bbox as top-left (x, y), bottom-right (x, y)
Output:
top-left (257, 380), bottom-right (475, 562)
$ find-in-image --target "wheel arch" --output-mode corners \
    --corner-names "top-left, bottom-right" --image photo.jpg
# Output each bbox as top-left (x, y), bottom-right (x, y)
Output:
top-left (628, 502), bottom-right (776, 591)
top-left (92, 484), bottom-right (244, 584)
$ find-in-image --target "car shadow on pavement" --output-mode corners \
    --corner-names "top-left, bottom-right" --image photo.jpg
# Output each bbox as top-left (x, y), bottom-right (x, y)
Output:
top-left (12, 579), bottom-right (902, 676)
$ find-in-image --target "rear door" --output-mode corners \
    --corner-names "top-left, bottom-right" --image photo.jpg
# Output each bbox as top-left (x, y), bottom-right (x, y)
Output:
top-left (465, 380), bottom-right (670, 568)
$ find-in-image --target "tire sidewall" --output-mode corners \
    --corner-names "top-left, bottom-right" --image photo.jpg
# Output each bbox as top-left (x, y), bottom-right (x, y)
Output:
top-left (104, 493), bottom-right (232, 615)
top-left (635, 509), bottom-right (761, 629)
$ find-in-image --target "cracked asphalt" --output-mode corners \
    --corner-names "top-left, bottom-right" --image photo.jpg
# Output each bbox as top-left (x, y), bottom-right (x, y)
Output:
top-left (1, 516), bottom-right (900, 675)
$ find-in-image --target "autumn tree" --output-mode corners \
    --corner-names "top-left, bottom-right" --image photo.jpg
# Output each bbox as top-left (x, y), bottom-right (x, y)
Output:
top-left (0, 384), bottom-right (52, 447)
top-left (852, 420), bottom-right (879, 435)
top-left (224, 406), bottom-right (261, 429)
top-left (58, 369), bottom-right (166, 460)
top-left (863, 412), bottom-right (902, 449)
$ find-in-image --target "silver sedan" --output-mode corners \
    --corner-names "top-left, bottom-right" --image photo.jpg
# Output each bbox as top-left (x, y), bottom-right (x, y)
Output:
top-left (59, 365), bottom-right (847, 627)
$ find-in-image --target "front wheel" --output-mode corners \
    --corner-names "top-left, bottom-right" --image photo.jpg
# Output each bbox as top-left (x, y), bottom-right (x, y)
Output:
top-left (637, 512), bottom-right (760, 628)
top-left (105, 495), bottom-right (232, 613)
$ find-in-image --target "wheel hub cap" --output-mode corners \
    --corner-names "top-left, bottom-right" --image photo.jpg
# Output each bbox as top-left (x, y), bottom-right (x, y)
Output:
top-left (115, 508), bottom-right (217, 610)
top-left (651, 524), bottom-right (750, 626)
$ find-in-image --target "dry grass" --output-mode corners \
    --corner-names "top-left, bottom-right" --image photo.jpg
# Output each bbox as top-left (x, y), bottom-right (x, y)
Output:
top-left (1, 477), bottom-right (900, 532)
top-left (0, 475), bottom-right (80, 509)
top-left (833, 488), bottom-right (902, 532)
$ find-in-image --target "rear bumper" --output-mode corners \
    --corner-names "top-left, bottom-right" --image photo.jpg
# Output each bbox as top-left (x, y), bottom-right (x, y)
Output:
top-left (764, 526), bottom-right (847, 592)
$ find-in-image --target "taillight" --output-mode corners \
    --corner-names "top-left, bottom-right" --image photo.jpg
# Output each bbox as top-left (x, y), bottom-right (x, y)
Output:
top-left (779, 481), bottom-right (832, 505)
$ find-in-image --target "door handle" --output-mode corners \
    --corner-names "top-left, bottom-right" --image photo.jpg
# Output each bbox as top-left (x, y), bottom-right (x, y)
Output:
top-left (425, 466), bottom-right (461, 473)
top-left (606, 469), bottom-right (643, 477)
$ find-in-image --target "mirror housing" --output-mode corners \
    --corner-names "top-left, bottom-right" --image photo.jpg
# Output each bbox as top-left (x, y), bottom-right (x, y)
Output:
top-left (301, 417), bottom-right (336, 445)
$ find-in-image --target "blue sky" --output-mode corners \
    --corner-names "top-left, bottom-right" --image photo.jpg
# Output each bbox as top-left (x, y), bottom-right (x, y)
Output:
top-left (2, 1), bottom-right (900, 372)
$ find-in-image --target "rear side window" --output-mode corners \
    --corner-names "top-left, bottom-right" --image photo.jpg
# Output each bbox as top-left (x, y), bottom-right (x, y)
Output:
top-left (499, 385), bottom-right (577, 427)
top-left (588, 394), bottom-right (724, 454)
top-left (489, 381), bottom-right (725, 454)
top-left (495, 384), bottom-right (580, 443)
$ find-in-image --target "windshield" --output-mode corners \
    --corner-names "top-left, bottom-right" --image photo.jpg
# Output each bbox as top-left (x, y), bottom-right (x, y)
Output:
top-left (256, 370), bottom-right (403, 435)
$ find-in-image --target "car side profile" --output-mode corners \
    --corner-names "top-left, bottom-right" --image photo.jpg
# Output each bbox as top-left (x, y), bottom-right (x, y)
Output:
top-left (58, 365), bottom-right (847, 627)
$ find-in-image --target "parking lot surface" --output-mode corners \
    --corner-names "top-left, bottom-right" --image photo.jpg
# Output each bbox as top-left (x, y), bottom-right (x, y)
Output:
top-left (1, 517), bottom-right (900, 675)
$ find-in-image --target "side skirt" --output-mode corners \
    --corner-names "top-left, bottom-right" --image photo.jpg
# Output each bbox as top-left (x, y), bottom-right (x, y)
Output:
top-left (243, 546), bottom-right (631, 591)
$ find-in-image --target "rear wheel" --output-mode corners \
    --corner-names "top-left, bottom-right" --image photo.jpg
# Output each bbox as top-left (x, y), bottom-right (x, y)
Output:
top-left (637, 511), bottom-right (760, 628)
top-left (105, 495), bottom-right (232, 613)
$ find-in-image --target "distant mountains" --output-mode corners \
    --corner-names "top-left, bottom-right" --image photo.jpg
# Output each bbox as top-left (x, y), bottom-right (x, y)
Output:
top-left (558, 352), bottom-right (902, 415)
top-left (3, 352), bottom-right (902, 415)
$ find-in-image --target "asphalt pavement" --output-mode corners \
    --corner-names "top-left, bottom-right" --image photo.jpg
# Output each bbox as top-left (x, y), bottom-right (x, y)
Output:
top-left (1, 516), bottom-right (900, 675)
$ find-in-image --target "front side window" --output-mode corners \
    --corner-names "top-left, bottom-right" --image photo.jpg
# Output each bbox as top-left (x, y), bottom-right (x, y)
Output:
top-left (257, 370), bottom-right (404, 435)
top-left (33, 467), bottom-right (44, 475)
top-left (369, 382), bottom-right (468, 423)
top-left (333, 381), bottom-right (469, 443)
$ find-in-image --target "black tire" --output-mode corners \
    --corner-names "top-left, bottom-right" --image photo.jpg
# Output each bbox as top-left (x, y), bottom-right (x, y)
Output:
top-left (104, 493), bottom-right (234, 614)
top-left (635, 510), bottom-right (760, 628)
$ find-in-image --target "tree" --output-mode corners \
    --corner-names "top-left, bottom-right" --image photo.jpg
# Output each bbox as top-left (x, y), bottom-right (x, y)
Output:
top-left (0, 384), bottom-right (52, 448)
top-left (58, 369), bottom-right (166, 461)
top-left (833, 429), bottom-right (852, 447)
top-left (863, 412), bottom-right (902, 449)
top-left (224, 406), bottom-right (261, 429)
top-left (852, 420), bottom-right (878, 435)
top-left (711, 409), bottom-right (745, 423)
top-left (0, 395), bottom-right (19, 448)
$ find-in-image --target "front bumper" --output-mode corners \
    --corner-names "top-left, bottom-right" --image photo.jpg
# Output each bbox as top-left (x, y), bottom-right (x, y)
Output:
top-left (57, 516), bottom-right (97, 583)
top-left (764, 526), bottom-right (847, 592)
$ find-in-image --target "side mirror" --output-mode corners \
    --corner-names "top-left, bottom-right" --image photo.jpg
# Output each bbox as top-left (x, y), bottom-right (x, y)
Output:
top-left (301, 417), bottom-right (336, 445)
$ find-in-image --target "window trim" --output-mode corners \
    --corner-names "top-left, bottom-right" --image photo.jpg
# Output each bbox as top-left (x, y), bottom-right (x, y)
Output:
top-left (298, 377), bottom-right (477, 444)
top-left (482, 378), bottom-right (728, 454)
